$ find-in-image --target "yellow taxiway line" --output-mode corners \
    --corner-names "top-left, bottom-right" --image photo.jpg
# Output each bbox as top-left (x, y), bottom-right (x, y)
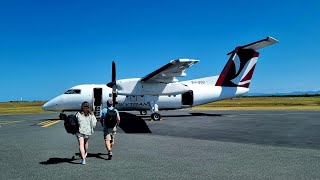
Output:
top-left (38, 120), bottom-right (61, 127)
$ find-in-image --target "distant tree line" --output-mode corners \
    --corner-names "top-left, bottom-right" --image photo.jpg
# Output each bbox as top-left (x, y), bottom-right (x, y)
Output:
top-left (244, 94), bottom-right (320, 97)
top-left (8, 100), bottom-right (46, 103)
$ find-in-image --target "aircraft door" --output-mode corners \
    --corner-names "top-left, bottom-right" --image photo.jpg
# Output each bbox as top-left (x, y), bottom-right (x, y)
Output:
top-left (93, 88), bottom-right (102, 117)
top-left (181, 90), bottom-right (193, 106)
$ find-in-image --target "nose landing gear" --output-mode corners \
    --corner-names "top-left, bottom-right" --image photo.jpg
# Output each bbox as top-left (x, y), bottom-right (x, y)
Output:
top-left (140, 110), bottom-right (147, 115)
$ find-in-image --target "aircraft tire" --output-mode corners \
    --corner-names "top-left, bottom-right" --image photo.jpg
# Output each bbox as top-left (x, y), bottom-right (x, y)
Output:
top-left (151, 113), bottom-right (161, 121)
top-left (140, 110), bottom-right (147, 115)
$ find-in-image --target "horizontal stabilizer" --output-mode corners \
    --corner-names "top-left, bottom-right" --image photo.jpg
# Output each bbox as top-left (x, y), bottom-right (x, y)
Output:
top-left (227, 36), bottom-right (279, 55)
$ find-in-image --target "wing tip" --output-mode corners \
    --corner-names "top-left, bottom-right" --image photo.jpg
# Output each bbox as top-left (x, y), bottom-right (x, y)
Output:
top-left (170, 59), bottom-right (200, 64)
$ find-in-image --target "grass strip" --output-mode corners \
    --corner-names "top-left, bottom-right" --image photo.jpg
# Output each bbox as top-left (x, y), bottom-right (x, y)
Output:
top-left (0, 97), bottom-right (319, 115)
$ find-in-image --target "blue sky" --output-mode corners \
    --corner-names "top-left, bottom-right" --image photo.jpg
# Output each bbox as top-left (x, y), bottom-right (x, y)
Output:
top-left (1, 0), bottom-right (319, 102)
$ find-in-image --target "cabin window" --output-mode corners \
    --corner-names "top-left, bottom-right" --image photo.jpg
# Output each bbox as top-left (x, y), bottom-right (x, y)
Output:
top-left (64, 89), bottom-right (81, 94)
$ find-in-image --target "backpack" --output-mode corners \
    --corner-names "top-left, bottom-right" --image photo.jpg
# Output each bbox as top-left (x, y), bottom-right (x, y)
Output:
top-left (64, 113), bottom-right (79, 135)
top-left (104, 109), bottom-right (118, 128)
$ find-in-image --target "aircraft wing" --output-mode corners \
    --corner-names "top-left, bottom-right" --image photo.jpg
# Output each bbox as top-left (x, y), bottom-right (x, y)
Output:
top-left (140, 59), bottom-right (199, 83)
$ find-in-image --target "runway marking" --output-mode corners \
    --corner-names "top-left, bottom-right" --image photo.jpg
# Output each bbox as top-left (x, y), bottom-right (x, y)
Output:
top-left (0, 120), bottom-right (25, 125)
top-left (225, 115), bottom-right (237, 117)
top-left (37, 120), bottom-right (61, 127)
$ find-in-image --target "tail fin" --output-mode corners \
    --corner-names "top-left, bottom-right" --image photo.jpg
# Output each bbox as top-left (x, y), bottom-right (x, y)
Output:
top-left (215, 36), bottom-right (278, 88)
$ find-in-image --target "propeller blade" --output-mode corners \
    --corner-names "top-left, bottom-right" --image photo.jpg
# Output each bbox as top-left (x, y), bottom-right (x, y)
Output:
top-left (112, 61), bottom-right (116, 82)
top-left (107, 61), bottom-right (117, 88)
top-left (110, 61), bottom-right (117, 106)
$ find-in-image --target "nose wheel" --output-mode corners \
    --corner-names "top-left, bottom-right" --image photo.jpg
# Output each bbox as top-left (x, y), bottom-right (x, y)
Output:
top-left (140, 110), bottom-right (147, 115)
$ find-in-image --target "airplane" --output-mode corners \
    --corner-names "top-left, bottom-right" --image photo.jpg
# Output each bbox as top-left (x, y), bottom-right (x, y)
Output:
top-left (42, 36), bottom-right (278, 121)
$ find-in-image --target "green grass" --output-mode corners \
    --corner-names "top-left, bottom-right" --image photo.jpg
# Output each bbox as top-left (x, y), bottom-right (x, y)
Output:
top-left (0, 101), bottom-right (47, 115)
top-left (0, 97), bottom-right (320, 115)
top-left (193, 96), bottom-right (320, 110)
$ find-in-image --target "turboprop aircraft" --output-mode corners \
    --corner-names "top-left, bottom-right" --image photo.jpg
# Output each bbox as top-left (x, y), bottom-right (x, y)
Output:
top-left (42, 36), bottom-right (278, 121)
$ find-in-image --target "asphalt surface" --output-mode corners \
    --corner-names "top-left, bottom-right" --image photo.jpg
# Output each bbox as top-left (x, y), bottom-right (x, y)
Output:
top-left (1, 110), bottom-right (320, 179)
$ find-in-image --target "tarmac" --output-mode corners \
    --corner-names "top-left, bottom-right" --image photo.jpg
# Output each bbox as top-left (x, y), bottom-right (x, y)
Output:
top-left (1, 110), bottom-right (320, 179)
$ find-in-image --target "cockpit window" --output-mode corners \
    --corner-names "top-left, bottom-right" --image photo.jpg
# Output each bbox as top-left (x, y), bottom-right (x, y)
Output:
top-left (64, 89), bottom-right (81, 94)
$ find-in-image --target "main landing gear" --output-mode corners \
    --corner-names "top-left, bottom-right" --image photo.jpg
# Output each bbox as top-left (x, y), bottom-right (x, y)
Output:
top-left (148, 101), bottom-right (161, 121)
top-left (151, 112), bottom-right (161, 121)
top-left (139, 110), bottom-right (161, 121)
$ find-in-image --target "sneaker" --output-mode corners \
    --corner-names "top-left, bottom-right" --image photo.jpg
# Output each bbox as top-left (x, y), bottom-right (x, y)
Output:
top-left (109, 152), bottom-right (113, 159)
top-left (80, 159), bottom-right (86, 165)
top-left (85, 152), bottom-right (88, 158)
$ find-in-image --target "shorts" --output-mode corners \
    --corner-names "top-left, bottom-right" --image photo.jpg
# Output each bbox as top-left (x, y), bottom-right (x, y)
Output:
top-left (76, 133), bottom-right (89, 139)
top-left (103, 127), bottom-right (117, 141)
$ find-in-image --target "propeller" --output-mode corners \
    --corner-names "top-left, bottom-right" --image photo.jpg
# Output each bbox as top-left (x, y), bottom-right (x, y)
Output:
top-left (107, 61), bottom-right (117, 107)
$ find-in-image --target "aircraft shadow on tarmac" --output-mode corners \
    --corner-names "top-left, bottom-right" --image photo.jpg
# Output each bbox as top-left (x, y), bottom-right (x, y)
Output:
top-left (39, 153), bottom-right (109, 165)
top-left (118, 112), bottom-right (152, 133)
top-left (117, 112), bottom-right (224, 133)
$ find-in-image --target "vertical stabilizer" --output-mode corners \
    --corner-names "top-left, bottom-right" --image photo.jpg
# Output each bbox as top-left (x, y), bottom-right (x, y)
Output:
top-left (215, 37), bottom-right (278, 88)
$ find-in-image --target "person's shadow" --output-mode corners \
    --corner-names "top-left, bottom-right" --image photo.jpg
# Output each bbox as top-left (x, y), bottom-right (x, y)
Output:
top-left (75, 152), bottom-right (109, 160)
top-left (39, 153), bottom-right (109, 165)
top-left (39, 156), bottom-right (78, 165)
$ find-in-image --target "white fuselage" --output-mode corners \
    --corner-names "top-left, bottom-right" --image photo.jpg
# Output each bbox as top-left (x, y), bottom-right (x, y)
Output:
top-left (42, 37), bottom-right (278, 121)
top-left (42, 76), bottom-right (249, 112)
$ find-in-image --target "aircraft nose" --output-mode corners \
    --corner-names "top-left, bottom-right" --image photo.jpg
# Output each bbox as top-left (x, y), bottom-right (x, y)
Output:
top-left (42, 96), bottom-right (64, 111)
top-left (42, 101), bottom-right (54, 111)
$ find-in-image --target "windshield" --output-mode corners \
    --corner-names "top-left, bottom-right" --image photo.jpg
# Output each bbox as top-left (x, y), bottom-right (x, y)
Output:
top-left (64, 89), bottom-right (81, 94)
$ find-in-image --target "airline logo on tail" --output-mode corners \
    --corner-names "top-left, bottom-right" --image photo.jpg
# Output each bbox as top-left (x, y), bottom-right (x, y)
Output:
top-left (215, 37), bottom-right (278, 88)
